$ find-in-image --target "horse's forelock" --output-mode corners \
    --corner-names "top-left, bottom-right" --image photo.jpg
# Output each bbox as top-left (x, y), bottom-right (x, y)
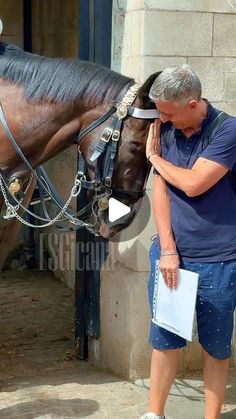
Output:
top-left (138, 71), bottom-right (162, 106)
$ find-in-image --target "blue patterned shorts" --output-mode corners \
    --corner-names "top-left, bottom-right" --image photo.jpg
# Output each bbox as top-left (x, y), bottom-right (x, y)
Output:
top-left (148, 240), bottom-right (236, 359)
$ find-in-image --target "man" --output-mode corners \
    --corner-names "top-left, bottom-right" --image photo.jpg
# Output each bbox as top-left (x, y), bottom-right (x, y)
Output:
top-left (142, 65), bottom-right (236, 419)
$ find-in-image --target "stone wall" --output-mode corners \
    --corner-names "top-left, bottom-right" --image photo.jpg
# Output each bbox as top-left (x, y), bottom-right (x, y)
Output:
top-left (92, 0), bottom-right (236, 378)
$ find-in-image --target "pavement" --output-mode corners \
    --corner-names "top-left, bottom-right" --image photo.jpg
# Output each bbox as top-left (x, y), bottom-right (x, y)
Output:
top-left (1, 366), bottom-right (236, 419)
top-left (0, 270), bottom-right (235, 419)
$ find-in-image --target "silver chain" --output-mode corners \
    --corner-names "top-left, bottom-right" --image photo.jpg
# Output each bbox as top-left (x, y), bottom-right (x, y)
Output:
top-left (0, 173), bottom-right (95, 231)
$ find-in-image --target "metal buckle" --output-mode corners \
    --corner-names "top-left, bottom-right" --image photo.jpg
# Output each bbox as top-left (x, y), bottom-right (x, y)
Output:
top-left (112, 130), bottom-right (120, 142)
top-left (9, 178), bottom-right (22, 194)
top-left (98, 196), bottom-right (109, 211)
top-left (94, 181), bottom-right (101, 191)
top-left (105, 177), bottom-right (112, 187)
top-left (101, 128), bottom-right (112, 142)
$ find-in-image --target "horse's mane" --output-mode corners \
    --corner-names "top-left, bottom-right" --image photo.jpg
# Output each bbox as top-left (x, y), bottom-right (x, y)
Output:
top-left (0, 42), bottom-right (132, 105)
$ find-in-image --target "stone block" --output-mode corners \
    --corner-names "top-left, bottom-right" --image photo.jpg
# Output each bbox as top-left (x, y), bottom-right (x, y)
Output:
top-left (117, 0), bottom-right (144, 11)
top-left (146, 167), bottom-right (154, 190)
top-left (145, 0), bottom-right (236, 13)
top-left (141, 56), bottom-right (187, 82)
top-left (114, 11), bottom-right (132, 66)
top-left (187, 57), bottom-right (236, 101)
top-left (90, 262), bottom-right (152, 379)
top-left (120, 56), bottom-right (142, 81)
top-left (123, 12), bottom-right (133, 57)
top-left (224, 72), bottom-right (236, 101)
top-left (116, 189), bottom-right (154, 272)
top-left (211, 101), bottom-right (236, 117)
top-left (112, 9), bottom-right (143, 66)
top-left (131, 11), bottom-right (144, 56)
top-left (213, 14), bottom-right (236, 56)
top-left (143, 11), bottom-right (213, 56)
top-left (112, 7), bottom-right (125, 72)
top-left (188, 57), bottom-right (225, 102)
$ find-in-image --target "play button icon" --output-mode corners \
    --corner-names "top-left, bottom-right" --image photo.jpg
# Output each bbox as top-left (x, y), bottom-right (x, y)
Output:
top-left (108, 197), bottom-right (131, 222)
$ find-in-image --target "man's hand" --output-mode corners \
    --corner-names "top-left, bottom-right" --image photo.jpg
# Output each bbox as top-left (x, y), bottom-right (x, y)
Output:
top-left (159, 254), bottom-right (180, 289)
top-left (146, 119), bottom-right (161, 160)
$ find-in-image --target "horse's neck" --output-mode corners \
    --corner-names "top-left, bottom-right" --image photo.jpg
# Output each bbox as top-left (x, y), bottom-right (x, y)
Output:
top-left (0, 86), bottom-right (113, 178)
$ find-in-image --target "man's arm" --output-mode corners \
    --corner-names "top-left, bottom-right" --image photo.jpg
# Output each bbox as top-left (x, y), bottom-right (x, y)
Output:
top-left (146, 119), bottom-right (234, 197)
top-left (153, 175), bottom-right (179, 288)
top-left (153, 175), bottom-right (175, 252)
top-left (150, 155), bottom-right (228, 197)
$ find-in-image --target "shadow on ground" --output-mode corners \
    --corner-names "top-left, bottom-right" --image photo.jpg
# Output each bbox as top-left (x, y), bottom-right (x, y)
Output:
top-left (0, 399), bottom-right (99, 419)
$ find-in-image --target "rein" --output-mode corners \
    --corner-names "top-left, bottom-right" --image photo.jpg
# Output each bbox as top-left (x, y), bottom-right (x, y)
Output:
top-left (0, 82), bottom-right (159, 234)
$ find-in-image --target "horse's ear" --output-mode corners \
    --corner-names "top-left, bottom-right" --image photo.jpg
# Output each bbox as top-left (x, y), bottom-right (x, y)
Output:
top-left (139, 71), bottom-right (162, 99)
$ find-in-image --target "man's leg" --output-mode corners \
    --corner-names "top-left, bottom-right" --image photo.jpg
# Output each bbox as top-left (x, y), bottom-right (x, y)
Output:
top-left (203, 349), bottom-right (229, 419)
top-left (149, 348), bottom-right (180, 415)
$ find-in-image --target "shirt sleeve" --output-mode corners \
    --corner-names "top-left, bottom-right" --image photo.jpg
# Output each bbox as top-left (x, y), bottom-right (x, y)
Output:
top-left (200, 117), bottom-right (236, 170)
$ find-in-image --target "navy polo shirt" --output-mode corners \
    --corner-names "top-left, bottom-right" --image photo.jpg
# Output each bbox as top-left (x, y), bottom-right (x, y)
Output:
top-left (157, 102), bottom-right (236, 262)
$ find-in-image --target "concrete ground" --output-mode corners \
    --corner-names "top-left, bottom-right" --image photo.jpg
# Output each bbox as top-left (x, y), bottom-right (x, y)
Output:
top-left (0, 270), bottom-right (235, 419)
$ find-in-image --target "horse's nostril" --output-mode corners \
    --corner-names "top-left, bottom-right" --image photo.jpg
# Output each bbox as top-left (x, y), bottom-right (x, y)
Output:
top-left (99, 220), bottom-right (110, 238)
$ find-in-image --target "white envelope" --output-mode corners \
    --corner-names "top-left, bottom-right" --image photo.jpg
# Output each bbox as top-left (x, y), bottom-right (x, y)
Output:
top-left (152, 261), bottom-right (199, 341)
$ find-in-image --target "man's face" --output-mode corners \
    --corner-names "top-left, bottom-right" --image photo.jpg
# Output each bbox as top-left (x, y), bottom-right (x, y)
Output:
top-left (155, 100), bottom-right (197, 129)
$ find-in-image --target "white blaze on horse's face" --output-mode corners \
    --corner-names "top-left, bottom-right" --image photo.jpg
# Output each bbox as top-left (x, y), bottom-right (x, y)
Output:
top-left (0, 20), bottom-right (3, 35)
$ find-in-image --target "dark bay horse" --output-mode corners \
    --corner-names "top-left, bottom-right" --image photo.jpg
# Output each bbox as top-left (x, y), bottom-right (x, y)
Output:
top-left (0, 42), bottom-right (159, 239)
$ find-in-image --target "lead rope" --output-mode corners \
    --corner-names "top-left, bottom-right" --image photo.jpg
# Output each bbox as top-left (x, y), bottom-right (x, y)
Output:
top-left (0, 173), bottom-right (96, 233)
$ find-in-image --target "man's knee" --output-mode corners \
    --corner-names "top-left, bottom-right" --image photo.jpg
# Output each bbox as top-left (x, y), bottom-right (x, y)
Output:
top-left (202, 347), bottom-right (230, 363)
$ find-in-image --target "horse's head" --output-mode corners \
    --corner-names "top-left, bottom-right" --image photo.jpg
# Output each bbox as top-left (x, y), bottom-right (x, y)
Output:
top-left (79, 72), bottom-right (161, 239)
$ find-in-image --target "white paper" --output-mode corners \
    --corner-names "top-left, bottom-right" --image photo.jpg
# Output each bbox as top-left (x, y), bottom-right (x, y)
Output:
top-left (152, 262), bottom-right (199, 341)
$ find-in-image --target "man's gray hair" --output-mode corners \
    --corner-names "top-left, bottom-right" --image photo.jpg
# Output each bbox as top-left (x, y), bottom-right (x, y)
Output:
top-left (149, 64), bottom-right (202, 105)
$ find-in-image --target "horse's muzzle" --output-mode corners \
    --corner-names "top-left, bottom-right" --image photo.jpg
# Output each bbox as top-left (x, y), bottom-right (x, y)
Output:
top-left (98, 207), bottom-right (137, 239)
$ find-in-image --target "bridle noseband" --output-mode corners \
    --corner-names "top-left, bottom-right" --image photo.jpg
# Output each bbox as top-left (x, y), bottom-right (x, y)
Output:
top-left (0, 82), bottom-right (159, 234)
